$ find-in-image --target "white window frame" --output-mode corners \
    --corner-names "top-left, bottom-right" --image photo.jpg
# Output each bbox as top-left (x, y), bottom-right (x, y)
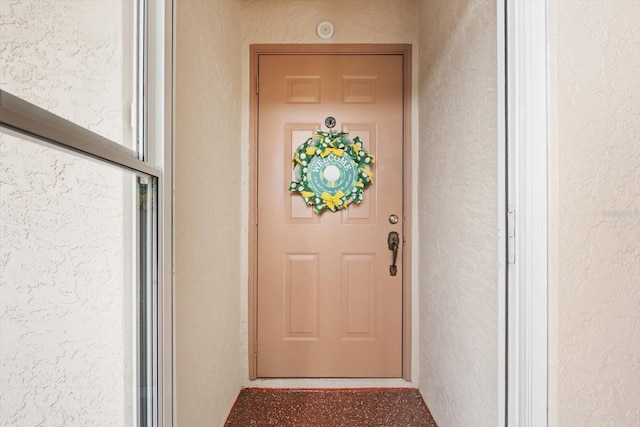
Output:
top-left (146, 1), bottom-right (174, 425)
top-left (497, 1), bottom-right (507, 425)
top-left (0, 0), bottom-right (174, 425)
top-left (505, 1), bottom-right (549, 426)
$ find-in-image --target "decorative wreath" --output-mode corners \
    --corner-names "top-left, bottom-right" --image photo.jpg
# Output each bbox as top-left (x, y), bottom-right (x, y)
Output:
top-left (289, 129), bottom-right (374, 213)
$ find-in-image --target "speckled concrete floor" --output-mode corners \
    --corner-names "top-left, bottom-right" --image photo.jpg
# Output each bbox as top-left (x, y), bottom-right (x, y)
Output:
top-left (224, 388), bottom-right (438, 426)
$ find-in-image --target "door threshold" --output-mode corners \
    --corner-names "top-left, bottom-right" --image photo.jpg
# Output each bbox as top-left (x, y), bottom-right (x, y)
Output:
top-left (245, 378), bottom-right (415, 389)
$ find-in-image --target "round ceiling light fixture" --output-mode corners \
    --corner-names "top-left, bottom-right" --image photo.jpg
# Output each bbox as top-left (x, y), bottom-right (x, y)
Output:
top-left (316, 21), bottom-right (335, 40)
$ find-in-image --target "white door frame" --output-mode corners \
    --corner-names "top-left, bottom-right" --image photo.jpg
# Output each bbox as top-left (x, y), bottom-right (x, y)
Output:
top-left (505, 0), bottom-right (549, 426)
top-left (246, 44), bottom-right (414, 387)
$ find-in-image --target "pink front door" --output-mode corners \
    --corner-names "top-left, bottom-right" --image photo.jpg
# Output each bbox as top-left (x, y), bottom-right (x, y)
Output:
top-left (256, 53), bottom-right (404, 377)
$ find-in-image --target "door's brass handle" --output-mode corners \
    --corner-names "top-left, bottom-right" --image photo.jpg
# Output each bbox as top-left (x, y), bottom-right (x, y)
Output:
top-left (388, 231), bottom-right (400, 276)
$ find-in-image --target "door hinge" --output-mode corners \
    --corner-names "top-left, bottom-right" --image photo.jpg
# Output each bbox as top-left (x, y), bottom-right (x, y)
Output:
top-left (254, 207), bottom-right (258, 225)
top-left (255, 75), bottom-right (259, 95)
top-left (507, 209), bottom-right (516, 265)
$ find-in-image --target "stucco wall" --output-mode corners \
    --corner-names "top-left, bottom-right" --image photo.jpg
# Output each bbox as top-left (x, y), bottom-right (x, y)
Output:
top-left (240, 0), bottom-right (419, 385)
top-left (242, 0), bottom-right (417, 44)
top-left (417, 1), bottom-right (498, 426)
top-left (547, 1), bottom-right (640, 425)
top-left (174, 0), bottom-right (244, 425)
top-left (0, 1), bottom-right (135, 425)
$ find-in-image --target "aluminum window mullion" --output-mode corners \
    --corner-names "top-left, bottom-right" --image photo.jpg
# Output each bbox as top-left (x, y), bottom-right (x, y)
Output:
top-left (137, 176), bottom-right (156, 427)
top-left (135, 0), bottom-right (147, 162)
top-left (0, 90), bottom-right (159, 178)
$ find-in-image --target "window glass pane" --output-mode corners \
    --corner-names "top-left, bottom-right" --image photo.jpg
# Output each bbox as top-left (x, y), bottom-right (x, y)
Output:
top-left (0, 0), bottom-right (139, 150)
top-left (0, 131), bottom-right (154, 425)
